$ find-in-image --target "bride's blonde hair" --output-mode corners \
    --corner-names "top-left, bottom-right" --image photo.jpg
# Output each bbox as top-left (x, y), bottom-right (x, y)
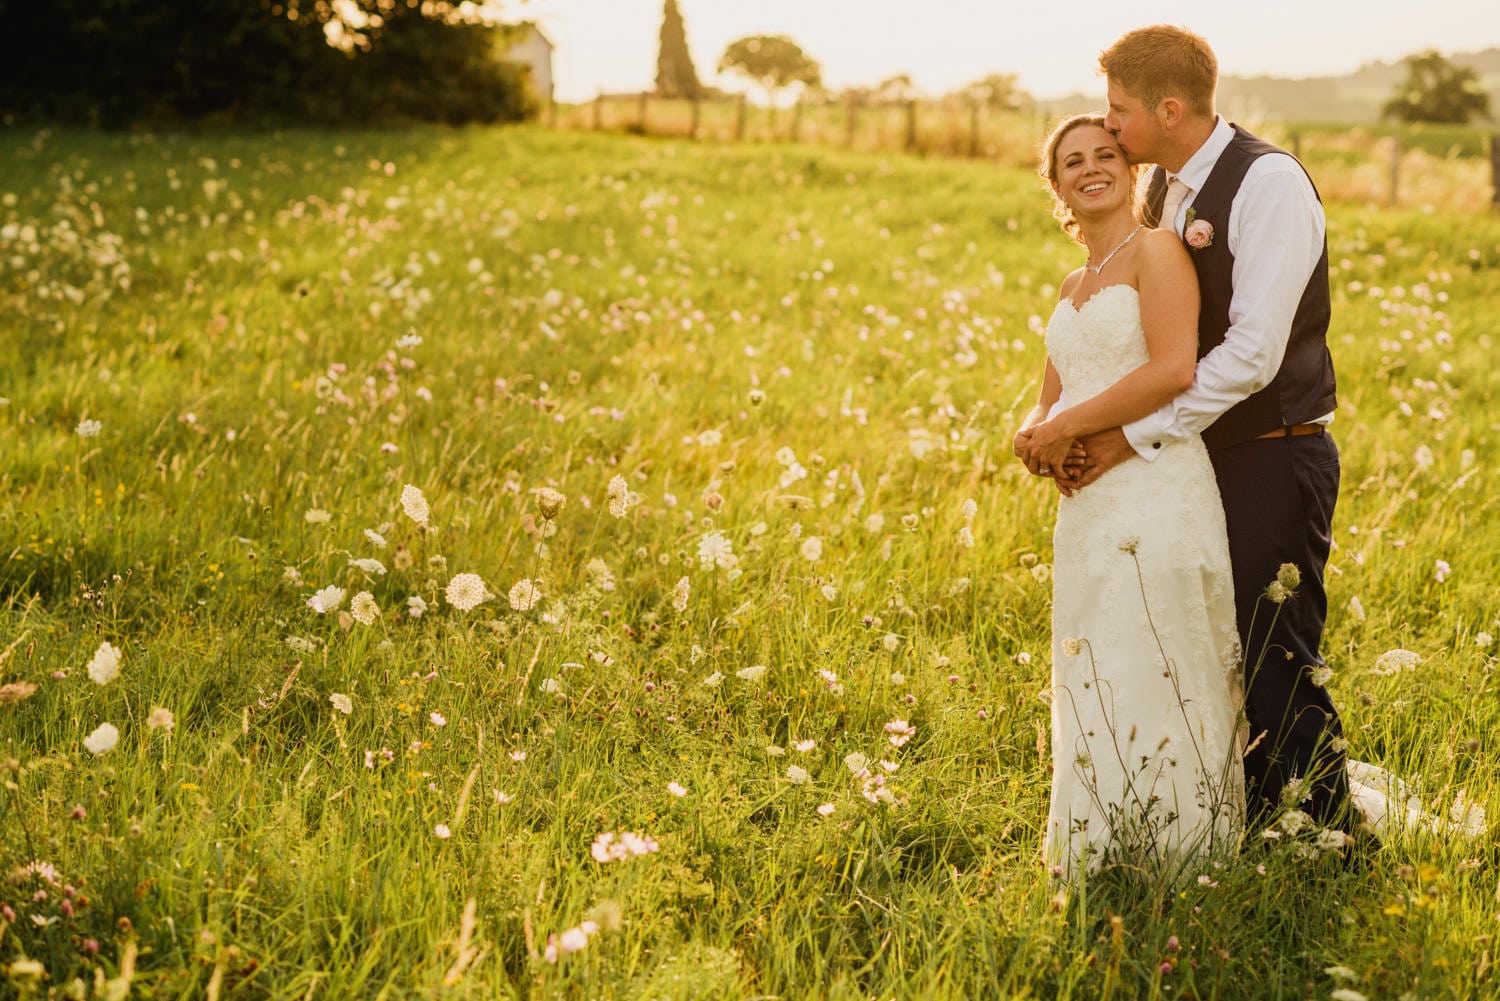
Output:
top-left (1038, 114), bottom-right (1138, 245)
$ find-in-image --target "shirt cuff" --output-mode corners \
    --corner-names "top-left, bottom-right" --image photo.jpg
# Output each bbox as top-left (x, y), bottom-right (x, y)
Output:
top-left (1123, 410), bottom-right (1172, 461)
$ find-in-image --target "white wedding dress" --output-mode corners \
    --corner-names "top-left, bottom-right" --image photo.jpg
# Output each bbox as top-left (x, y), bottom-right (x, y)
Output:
top-left (1043, 284), bottom-right (1245, 874)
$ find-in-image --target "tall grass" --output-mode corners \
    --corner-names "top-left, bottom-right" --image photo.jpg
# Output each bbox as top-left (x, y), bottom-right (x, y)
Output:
top-left (0, 124), bottom-right (1496, 999)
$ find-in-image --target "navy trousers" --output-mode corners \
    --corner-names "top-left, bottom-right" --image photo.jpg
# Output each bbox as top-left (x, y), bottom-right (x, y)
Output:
top-left (1210, 429), bottom-right (1351, 832)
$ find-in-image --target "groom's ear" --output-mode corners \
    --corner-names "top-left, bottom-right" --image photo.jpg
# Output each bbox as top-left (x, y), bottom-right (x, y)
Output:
top-left (1158, 96), bottom-right (1186, 130)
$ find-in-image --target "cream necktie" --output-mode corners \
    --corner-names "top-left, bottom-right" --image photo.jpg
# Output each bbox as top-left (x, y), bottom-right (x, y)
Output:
top-left (1159, 175), bottom-right (1188, 234)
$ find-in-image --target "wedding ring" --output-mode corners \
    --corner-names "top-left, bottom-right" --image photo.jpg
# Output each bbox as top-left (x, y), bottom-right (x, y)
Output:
top-left (1039, 464), bottom-right (1052, 475)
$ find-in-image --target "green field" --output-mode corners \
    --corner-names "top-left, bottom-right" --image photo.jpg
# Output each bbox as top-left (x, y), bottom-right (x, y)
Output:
top-left (1, 125), bottom-right (1497, 999)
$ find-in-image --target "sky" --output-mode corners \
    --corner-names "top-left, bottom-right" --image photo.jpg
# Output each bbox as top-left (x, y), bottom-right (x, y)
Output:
top-left (516, 0), bottom-right (1500, 103)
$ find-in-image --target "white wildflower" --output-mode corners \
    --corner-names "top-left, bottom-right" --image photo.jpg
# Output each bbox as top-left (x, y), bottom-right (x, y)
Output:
top-left (444, 573), bottom-right (489, 611)
top-left (348, 558), bottom-right (387, 576)
top-left (400, 484), bottom-right (430, 525)
top-left (786, 765), bottom-right (810, 785)
top-left (304, 508), bottom-right (332, 525)
top-left (736, 664), bottom-right (768, 682)
top-left (606, 475), bottom-right (633, 518)
top-left (697, 532), bottom-right (737, 571)
top-left (671, 576), bottom-right (690, 612)
top-left (508, 578), bottom-right (543, 611)
top-left (86, 641), bottom-right (122, 685)
top-left (350, 591), bottom-right (379, 625)
top-left (364, 529), bottom-right (387, 548)
top-left (307, 585), bottom-right (345, 613)
top-left (1372, 649), bottom-right (1422, 676)
top-left (83, 722), bottom-right (119, 755)
top-left (800, 537), bottom-right (823, 562)
top-left (75, 419), bottom-right (102, 438)
top-left (329, 693), bottom-right (353, 715)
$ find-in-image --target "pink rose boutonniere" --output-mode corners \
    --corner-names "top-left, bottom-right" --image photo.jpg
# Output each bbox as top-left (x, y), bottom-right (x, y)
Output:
top-left (1183, 208), bottom-right (1214, 250)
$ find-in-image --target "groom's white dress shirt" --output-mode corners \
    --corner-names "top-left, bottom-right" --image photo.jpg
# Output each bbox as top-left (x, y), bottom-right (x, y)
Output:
top-left (1124, 116), bottom-right (1328, 460)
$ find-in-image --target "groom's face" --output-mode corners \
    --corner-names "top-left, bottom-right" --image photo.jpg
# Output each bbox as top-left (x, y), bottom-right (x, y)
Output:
top-left (1103, 80), bottom-right (1163, 166)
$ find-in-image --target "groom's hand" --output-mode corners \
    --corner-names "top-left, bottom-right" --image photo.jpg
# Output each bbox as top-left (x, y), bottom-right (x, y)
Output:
top-left (1074, 427), bottom-right (1136, 487)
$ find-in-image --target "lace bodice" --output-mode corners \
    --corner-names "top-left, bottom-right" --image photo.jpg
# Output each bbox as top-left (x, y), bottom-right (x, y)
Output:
top-left (1045, 284), bottom-right (1149, 404)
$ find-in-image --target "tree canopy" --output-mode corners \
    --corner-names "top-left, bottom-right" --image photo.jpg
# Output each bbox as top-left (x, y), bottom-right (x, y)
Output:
top-left (655, 0), bottom-right (701, 99)
top-left (0, 0), bottom-right (536, 126)
top-left (1381, 50), bottom-right (1491, 124)
top-left (717, 35), bottom-right (821, 102)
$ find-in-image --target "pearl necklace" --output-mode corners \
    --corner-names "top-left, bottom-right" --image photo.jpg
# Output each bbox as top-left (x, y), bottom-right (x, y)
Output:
top-left (1085, 224), bottom-right (1144, 276)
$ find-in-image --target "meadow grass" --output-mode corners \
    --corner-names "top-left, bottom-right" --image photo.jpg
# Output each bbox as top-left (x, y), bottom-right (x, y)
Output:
top-left (0, 124), bottom-right (1496, 999)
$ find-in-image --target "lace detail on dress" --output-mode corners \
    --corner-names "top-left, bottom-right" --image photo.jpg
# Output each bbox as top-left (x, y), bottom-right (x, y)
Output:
top-left (1044, 284), bottom-right (1246, 875)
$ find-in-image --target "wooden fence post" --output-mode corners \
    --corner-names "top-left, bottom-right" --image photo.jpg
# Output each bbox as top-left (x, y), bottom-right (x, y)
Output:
top-left (1491, 134), bottom-right (1500, 210)
top-left (593, 90), bottom-right (604, 130)
top-left (905, 99), bottom-right (918, 153)
top-left (1388, 134), bottom-right (1401, 207)
top-left (735, 94), bottom-right (747, 141)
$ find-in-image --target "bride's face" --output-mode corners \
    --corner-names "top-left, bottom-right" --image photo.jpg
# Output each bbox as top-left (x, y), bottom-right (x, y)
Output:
top-left (1052, 125), bottom-right (1131, 216)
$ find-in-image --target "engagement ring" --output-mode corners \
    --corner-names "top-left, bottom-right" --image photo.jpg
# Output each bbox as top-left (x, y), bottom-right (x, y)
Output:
top-left (1039, 464), bottom-right (1052, 475)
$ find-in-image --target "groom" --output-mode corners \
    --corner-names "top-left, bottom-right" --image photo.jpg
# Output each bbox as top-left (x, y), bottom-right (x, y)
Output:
top-left (1071, 25), bottom-right (1353, 835)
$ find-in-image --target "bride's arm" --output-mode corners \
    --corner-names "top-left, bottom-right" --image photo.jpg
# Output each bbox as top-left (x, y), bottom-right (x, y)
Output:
top-left (1021, 232), bottom-right (1199, 469)
top-left (1012, 356), bottom-right (1064, 475)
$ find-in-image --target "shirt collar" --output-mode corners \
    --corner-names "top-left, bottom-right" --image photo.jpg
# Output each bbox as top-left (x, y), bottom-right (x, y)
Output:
top-left (1167, 116), bottom-right (1233, 193)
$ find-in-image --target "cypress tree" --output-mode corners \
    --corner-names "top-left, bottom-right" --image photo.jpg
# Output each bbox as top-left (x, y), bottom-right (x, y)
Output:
top-left (655, 0), bottom-right (700, 99)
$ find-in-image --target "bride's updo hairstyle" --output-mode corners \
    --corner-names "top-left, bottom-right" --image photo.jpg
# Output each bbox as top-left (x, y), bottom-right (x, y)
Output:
top-left (1038, 114), bottom-right (1135, 245)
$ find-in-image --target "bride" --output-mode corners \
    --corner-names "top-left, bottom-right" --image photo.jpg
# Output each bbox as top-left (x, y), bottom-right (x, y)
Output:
top-left (1012, 114), bottom-right (1244, 874)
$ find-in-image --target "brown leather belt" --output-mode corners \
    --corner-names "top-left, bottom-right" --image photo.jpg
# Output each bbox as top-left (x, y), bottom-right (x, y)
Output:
top-left (1255, 424), bottom-right (1325, 440)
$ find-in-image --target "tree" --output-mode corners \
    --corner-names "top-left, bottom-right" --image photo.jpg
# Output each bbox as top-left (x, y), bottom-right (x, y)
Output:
top-left (1381, 50), bottom-right (1491, 124)
top-left (717, 34), bottom-right (821, 107)
top-left (655, 0), bottom-right (701, 99)
top-left (961, 73), bottom-right (1029, 112)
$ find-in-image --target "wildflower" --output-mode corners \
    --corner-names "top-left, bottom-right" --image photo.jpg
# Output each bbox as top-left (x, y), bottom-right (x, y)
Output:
top-left (305, 508), bottom-right (332, 525)
top-left (666, 782), bottom-right (687, 797)
top-left (539, 677), bottom-right (562, 694)
top-left (748, 388), bottom-right (766, 406)
top-left (75, 419), bottom-right (102, 438)
top-left (1330, 990), bottom-right (1369, 1001)
top-left (83, 723), bottom-right (119, 755)
top-left (885, 719), bottom-right (916, 747)
top-left (557, 926), bottom-right (589, 952)
top-left (348, 558), bottom-right (387, 576)
top-left (800, 537), bottom-right (823, 562)
top-left (864, 513), bottom-right (885, 533)
top-left (350, 591), bottom-right (379, 625)
top-left (508, 579), bottom-right (543, 611)
top-left (1309, 665), bottom-right (1333, 687)
top-left (671, 576), bottom-right (690, 612)
top-left (590, 831), bottom-right (660, 862)
top-left (1061, 637), bottom-right (1082, 657)
top-left (696, 429), bottom-right (722, 447)
top-left (1348, 596), bottom-right (1366, 621)
top-left (534, 487), bottom-right (567, 520)
top-left (146, 707), bottom-right (174, 731)
top-left (364, 529), bottom-right (387, 548)
top-left (735, 664), bottom-right (767, 681)
top-left (1118, 536), bottom-right (1140, 554)
top-left (697, 532), bottom-right (737, 571)
top-left (775, 446), bottom-right (797, 466)
top-left (1477, 632), bottom-right (1493, 649)
top-left (285, 635), bottom-right (317, 653)
top-left (957, 526), bottom-right (975, 549)
top-left (606, 475), bottom-right (633, 518)
top-left (1316, 829), bottom-right (1350, 851)
top-left (1413, 445), bottom-right (1435, 470)
top-left (844, 752), bottom-right (869, 774)
top-left (329, 693), bottom-right (353, 715)
top-left (434, 824), bottom-right (451, 839)
top-left (786, 765), bottom-right (810, 785)
top-left (901, 513), bottom-right (920, 531)
top-left (961, 498), bottom-right (978, 523)
top-left (793, 739), bottom-right (816, 752)
top-left (1372, 649), bottom-right (1422, 676)
top-left (702, 671), bottom-right (724, 688)
top-left (1265, 581), bottom-right (1290, 604)
top-left (307, 585), bottom-right (345, 613)
top-left (86, 641), bottom-right (122, 685)
top-left (400, 485), bottom-right (430, 525)
top-left (1434, 560), bottom-right (1451, 583)
top-left (429, 711), bottom-right (447, 727)
top-left (817, 803), bottom-right (835, 816)
top-left (1277, 562), bottom-right (1301, 589)
top-left (444, 573), bottom-right (489, 611)
top-left (820, 584), bottom-right (838, 601)
top-left (1030, 563), bottom-right (1051, 583)
top-left (0, 681), bottom-right (37, 704)
top-left (406, 595), bottom-right (427, 618)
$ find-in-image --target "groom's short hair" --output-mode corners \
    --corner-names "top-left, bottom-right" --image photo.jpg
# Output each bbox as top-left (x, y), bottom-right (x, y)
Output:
top-left (1099, 25), bottom-right (1217, 117)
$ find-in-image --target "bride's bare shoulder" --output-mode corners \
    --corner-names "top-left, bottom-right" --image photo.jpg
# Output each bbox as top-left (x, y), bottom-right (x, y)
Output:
top-left (1058, 266), bottom-right (1088, 300)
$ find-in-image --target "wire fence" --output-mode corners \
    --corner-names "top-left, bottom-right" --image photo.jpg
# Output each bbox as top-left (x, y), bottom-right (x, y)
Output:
top-left (549, 93), bottom-right (1500, 213)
